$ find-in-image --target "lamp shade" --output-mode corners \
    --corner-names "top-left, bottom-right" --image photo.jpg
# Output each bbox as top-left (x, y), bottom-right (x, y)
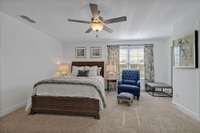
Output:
top-left (106, 64), bottom-right (117, 74)
top-left (57, 63), bottom-right (69, 75)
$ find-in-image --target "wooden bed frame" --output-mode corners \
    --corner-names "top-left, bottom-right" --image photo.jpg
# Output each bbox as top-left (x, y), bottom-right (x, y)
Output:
top-left (31, 61), bottom-right (104, 119)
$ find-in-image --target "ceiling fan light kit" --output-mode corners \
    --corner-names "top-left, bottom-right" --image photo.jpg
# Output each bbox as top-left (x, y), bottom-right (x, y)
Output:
top-left (68, 3), bottom-right (127, 34)
top-left (90, 22), bottom-right (103, 31)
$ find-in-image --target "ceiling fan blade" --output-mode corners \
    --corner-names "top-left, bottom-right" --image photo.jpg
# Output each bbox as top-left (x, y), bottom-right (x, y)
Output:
top-left (104, 16), bottom-right (127, 24)
top-left (103, 25), bottom-right (113, 33)
top-left (85, 28), bottom-right (92, 33)
top-left (68, 19), bottom-right (90, 24)
top-left (89, 3), bottom-right (98, 17)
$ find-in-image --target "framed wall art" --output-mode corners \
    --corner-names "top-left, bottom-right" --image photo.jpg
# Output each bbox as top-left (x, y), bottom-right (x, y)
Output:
top-left (90, 47), bottom-right (102, 58)
top-left (173, 30), bottom-right (198, 68)
top-left (75, 47), bottom-right (86, 58)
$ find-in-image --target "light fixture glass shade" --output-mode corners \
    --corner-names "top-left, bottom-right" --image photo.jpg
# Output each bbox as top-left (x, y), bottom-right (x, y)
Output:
top-left (90, 22), bottom-right (103, 31)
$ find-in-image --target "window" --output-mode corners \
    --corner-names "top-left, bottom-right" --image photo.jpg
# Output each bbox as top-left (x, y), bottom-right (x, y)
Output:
top-left (120, 46), bottom-right (144, 78)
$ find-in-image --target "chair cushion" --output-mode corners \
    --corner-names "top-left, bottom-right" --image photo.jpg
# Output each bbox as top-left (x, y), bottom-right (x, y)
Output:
top-left (123, 80), bottom-right (137, 85)
top-left (118, 84), bottom-right (139, 90)
top-left (117, 92), bottom-right (133, 100)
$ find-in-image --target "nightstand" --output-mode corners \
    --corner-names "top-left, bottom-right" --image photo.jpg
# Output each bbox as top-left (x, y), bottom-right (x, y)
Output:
top-left (105, 77), bottom-right (118, 91)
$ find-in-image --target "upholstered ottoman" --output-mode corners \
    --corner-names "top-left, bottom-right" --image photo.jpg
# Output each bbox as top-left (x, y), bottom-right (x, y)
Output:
top-left (117, 92), bottom-right (134, 106)
top-left (118, 84), bottom-right (140, 100)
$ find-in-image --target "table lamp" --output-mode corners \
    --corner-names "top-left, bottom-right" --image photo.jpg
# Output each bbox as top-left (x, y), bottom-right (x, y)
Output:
top-left (106, 63), bottom-right (117, 78)
top-left (56, 63), bottom-right (69, 76)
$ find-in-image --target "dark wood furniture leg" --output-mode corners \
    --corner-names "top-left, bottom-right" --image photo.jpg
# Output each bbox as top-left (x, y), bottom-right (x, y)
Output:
top-left (137, 96), bottom-right (140, 100)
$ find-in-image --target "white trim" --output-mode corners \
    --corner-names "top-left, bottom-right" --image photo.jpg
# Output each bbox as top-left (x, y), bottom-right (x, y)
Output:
top-left (0, 15), bottom-right (3, 116)
top-left (172, 100), bottom-right (200, 121)
top-left (0, 101), bottom-right (26, 118)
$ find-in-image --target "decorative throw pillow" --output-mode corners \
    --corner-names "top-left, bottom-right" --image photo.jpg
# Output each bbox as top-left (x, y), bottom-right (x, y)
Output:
top-left (85, 66), bottom-right (98, 76)
top-left (71, 66), bottom-right (84, 76)
top-left (77, 70), bottom-right (89, 77)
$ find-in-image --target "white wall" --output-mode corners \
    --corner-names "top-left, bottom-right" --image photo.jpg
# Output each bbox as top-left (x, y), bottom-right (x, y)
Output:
top-left (62, 42), bottom-right (107, 62)
top-left (0, 12), bottom-right (63, 117)
top-left (0, 13), bottom-right (2, 115)
top-left (172, 12), bottom-right (200, 120)
top-left (62, 39), bottom-right (170, 84)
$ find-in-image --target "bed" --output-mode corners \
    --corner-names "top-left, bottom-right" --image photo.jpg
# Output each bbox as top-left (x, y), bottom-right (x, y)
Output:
top-left (28, 61), bottom-right (105, 119)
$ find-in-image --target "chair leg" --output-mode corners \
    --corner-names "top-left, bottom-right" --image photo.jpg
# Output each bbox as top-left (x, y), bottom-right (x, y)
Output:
top-left (137, 96), bottom-right (140, 100)
top-left (118, 99), bottom-right (121, 104)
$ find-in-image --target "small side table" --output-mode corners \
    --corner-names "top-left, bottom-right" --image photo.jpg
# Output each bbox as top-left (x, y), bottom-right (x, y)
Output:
top-left (105, 78), bottom-right (117, 91)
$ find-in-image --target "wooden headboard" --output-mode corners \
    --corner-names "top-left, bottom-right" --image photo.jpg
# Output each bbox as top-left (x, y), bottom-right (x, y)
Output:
top-left (71, 61), bottom-right (104, 77)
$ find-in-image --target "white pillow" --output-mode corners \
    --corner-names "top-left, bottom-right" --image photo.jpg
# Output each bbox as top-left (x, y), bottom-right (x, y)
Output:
top-left (71, 66), bottom-right (84, 76)
top-left (97, 67), bottom-right (102, 76)
top-left (85, 66), bottom-right (98, 76)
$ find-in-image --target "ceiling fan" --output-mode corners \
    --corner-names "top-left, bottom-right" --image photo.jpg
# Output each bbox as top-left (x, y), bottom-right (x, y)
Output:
top-left (68, 3), bottom-right (127, 33)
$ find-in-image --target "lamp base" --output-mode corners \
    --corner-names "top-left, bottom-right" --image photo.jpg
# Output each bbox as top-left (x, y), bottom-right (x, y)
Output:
top-left (107, 73), bottom-right (117, 79)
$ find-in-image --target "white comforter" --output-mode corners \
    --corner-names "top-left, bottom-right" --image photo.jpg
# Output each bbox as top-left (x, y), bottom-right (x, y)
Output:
top-left (26, 76), bottom-right (106, 112)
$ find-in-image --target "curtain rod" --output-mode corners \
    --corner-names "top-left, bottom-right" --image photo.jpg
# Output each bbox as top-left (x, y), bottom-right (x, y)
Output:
top-left (107, 44), bottom-right (153, 47)
top-left (107, 43), bottom-right (153, 46)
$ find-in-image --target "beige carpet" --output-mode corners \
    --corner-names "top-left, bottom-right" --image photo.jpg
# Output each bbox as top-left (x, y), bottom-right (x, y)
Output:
top-left (1, 92), bottom-right (200, 133)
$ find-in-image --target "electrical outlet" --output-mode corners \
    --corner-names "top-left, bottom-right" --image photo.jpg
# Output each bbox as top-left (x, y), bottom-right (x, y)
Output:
top-left (174, 93), bottom-right (179, 98)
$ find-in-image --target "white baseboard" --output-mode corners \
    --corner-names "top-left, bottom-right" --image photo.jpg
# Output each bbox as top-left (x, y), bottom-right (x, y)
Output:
top-left (172, 100), bottom-right (200, 121)
top-left (0, 101), bottom-right (26, 118)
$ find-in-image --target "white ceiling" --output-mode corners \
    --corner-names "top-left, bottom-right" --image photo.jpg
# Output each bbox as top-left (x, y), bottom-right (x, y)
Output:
top-left (0, 0), bottom-right (200, 43)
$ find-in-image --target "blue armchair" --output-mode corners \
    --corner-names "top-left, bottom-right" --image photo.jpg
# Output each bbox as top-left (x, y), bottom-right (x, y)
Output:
top-left (117, 70), bottom-right (140, 100)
